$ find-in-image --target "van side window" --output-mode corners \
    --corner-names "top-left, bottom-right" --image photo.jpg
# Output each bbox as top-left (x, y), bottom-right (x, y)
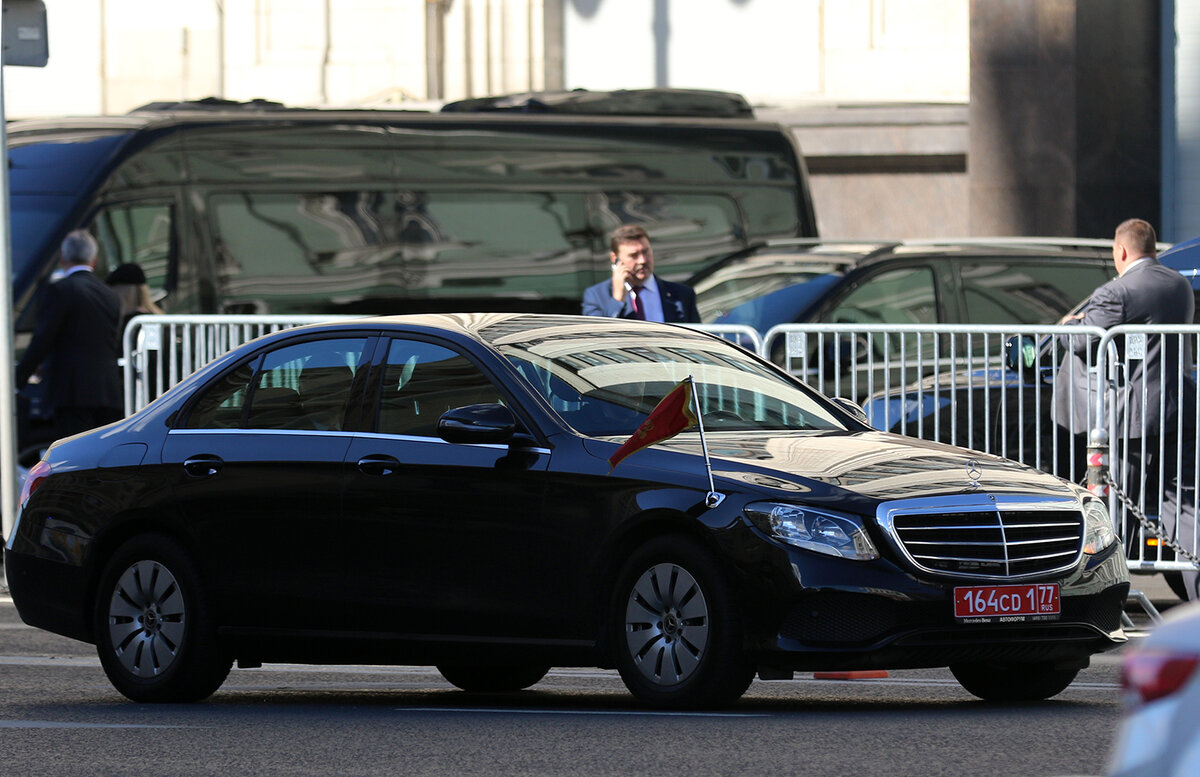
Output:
top-left (209, 191), bottom-right (593, 315)
top-left (93, 202), bottom-right (174, 293)
top-left (594, 191), bottom-right (778, 276)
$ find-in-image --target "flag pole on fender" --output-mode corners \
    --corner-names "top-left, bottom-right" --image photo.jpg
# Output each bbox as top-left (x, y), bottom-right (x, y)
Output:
top-left (688, 376), bottom-right (724, 508)
top-left (606, 375), bottom-right (724, 508)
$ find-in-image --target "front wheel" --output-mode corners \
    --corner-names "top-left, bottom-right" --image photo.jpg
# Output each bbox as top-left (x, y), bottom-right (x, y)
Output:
top-left (612, 535), bottom-right (754, 709)
top-left (436, 664), bottom-right (550, 693)
top-left (950, 660), bottom-right (1079, 702)
top-left (94, 535), bottom-right (231, 702)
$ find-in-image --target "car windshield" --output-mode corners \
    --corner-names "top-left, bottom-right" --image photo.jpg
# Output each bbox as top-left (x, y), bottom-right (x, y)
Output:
top-left (483, 317), bottom-right (848, 436)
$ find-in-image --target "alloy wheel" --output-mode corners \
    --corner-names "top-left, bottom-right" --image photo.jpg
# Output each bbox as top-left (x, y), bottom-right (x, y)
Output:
top-left (106, 560), bottom-right (187, 678)
top-left (624, 562), bottom-right (710, 686)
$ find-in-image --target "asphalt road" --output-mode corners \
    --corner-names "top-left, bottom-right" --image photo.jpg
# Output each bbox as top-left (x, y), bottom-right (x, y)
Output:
top-left (0, 568), bottom-right (1181, 777)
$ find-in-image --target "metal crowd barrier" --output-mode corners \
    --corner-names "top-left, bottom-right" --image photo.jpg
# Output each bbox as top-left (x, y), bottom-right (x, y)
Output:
top-left (121, 315), bottom-right (354, 416)
top-left (1094, 325), bottom-right (1200, 575)
top-left (121, 316), bottom-right (762, 415)
top-left (122, 316), bottom-right (1200, 579)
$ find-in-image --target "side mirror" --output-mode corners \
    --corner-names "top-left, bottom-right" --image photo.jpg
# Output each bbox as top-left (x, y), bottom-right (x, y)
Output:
top-left (438, 403), bottom-right (517, 444)
top-left (831, 397), bottom-right (870, 425)
top-left (1004, 335), bottom-right (1038, 373)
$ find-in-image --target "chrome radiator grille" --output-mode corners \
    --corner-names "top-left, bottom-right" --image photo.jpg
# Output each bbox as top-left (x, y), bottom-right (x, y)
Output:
top-left (880, 497), bottom-right (1085, 579)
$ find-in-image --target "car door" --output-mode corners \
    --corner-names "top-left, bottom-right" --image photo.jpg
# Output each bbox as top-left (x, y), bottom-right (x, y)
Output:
top-left (339, 336), bottom-right (561, 640)
top-left (160, 335), bottom-right (371, 631)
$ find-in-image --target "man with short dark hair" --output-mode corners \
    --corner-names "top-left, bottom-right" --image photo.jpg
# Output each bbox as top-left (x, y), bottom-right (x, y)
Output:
top-left (16, 229), bottom-right (124, 440)
top-left (1054, 218), bottom-right (1198, 598)
top-left (581, 224), bottom-right (701, 323)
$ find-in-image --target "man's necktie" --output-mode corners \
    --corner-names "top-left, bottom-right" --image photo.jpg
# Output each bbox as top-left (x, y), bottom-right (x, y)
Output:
top-left (631, 285), bottom-right (645, 320)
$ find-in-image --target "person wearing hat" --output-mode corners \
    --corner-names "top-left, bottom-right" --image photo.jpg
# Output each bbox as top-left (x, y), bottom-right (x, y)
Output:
top-left (105, 262), bottom-right (164, 331)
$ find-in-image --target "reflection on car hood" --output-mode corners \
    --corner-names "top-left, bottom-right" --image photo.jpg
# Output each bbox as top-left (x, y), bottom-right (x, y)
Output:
top-left (597, 430), bottom-right (1076, 502)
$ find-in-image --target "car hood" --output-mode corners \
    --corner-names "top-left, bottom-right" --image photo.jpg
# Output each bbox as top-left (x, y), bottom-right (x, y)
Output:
top-left (590, 429), bottom-right (1078, 503)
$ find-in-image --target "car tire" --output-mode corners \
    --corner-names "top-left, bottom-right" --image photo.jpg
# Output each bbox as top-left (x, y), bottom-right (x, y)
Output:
top-left (436, 664), bottom-right (550, 693)
top-left (950, 660), bottom-right (1079, 702)
top-left (93, 535), bottom-right (231, 703)
top-left (612, 535), bottom-right (755, 709)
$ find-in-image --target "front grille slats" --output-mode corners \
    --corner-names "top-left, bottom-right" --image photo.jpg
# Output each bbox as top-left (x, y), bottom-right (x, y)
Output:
top-left (884, 502), bottom-right (1085, 580)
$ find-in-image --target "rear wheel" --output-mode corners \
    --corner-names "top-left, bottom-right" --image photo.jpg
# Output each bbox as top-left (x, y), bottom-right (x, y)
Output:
top-left (950, 660), bottom-right (1079, 702)
top-left (94, 535), bottom-right (231, 702)
top-left (612, 535), bottom-right (755, 709)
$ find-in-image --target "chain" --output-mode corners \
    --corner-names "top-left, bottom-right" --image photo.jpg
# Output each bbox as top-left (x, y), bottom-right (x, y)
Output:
top-left (1102, 470), bottom-right (1200, 565)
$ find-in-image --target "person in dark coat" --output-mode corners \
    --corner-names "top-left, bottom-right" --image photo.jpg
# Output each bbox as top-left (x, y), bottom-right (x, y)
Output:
top-left (16, 230), bottom-right (124, 440)
top-left (581, 224), bottom-right (701, 323)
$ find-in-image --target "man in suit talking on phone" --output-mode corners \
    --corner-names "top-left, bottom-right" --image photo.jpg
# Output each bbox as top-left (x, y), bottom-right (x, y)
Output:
top-left (581, 224), bottom-right (701, 323)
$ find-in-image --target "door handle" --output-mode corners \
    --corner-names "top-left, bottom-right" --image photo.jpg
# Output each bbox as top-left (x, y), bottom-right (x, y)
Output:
top-left (183, 456), bottom-right (223, 478)
top-left (357, 455), bottom-right (401, 476)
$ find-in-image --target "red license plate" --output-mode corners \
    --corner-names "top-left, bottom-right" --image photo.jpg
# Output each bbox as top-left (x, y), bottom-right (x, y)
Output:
top-left (953, 584), bottom-right (1060, 622)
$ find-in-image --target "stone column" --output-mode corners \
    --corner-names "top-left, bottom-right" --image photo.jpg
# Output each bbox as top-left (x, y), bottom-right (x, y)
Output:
top-left (969, 0), bottom-right (1160, 238)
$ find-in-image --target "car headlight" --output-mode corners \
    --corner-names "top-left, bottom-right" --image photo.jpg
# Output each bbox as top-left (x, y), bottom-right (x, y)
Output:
top-left (745, 502), bottom-right (879, 561)
top-left (1082, 498), bottom-right (1117, 555)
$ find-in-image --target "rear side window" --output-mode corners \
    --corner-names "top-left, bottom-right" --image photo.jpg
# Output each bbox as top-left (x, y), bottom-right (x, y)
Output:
top-left (183, 338), bottom-right (367, 430)
top-left (826, 266), bottom-right (938, 326)
top-left (960, 261), bottom-right (1113, 325)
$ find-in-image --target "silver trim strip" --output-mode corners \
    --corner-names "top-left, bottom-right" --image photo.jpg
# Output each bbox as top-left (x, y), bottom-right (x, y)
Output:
top-left (166, 428), bottom-right (551, 455)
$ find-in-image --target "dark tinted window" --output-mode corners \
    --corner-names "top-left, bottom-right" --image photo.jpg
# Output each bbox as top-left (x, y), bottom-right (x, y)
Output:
top-left (209, 190), bottom-right (592, 315)
top-left (960, 261), bottom-right (1113, 325)
top-left (209, 189), bottom-right (763, 316)
top-left (184, 337), bottom-right (367, 430)
top-left (827, 266), bottom-right (938, 325)
top-left (93, 202), bottom-right (174, 293)
top-left (376, 339), bottom-right (505, 437)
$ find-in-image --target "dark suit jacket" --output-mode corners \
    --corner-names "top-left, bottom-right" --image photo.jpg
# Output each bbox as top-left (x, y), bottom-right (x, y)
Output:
top-left (581, 277), bottom-right (701, 323)
top-left (16, 268), bottom-right (123, 412)
top-left (1053, 258), bottom-right (1195, 436)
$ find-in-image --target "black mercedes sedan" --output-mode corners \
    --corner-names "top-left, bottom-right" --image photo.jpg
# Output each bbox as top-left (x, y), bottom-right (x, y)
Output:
top-left (4, 313), bottom-right (1129, 709)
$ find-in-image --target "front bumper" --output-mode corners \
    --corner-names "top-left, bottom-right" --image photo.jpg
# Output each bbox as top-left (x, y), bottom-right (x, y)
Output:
top-left (737, 532), bottom-right (1129, 672)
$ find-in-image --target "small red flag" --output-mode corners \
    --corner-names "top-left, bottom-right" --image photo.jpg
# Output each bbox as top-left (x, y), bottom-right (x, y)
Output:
top-left (608, 378), bottom-right (698, 470)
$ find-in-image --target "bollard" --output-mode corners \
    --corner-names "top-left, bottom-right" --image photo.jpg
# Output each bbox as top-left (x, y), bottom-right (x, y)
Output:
top-left (1087, 427), bottom-right (1110, 497)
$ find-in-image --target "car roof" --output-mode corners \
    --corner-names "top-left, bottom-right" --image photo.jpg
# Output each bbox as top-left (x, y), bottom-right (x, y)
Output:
top-left (267, 312), bottom-right (695, 343)
top-left (690, 237), bottom-right (1118, 279)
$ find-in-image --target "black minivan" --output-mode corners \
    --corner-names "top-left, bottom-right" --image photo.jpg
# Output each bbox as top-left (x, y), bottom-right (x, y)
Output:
top-left (9, 90), bottom-right (818, 458)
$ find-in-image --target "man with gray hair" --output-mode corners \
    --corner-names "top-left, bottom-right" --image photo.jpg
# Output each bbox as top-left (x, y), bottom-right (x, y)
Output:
top-left (16, 229), bottom-right (124, 441)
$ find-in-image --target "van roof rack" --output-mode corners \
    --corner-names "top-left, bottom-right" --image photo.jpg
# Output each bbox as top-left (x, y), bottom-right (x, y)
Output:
top-left (439, 88), bottom-right (755, 118)
top-left (129, 97), bottom-right (292, 113)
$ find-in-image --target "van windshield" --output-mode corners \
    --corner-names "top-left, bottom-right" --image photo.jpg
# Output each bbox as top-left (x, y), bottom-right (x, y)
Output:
top-left (8, 132), bottom-right (131, 285)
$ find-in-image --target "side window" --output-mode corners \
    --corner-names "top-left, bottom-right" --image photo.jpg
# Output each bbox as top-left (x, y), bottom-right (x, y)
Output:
top-left (827, 266), bottom-right (938, 326)
top-left (183, 338), bottom-right (367, 430)
top-left (377, 339), bottom-right (505, 437)
top-left (592, 192), bottom-right (758, 277)
top-left (209, 190), bottom-right (592, 315)
top-left (183, 361), bottom-right (257, 429)
top-left (961, 261), bottom-right (1113, 325)
top-left (92, 202), bottom-right (173, 293)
